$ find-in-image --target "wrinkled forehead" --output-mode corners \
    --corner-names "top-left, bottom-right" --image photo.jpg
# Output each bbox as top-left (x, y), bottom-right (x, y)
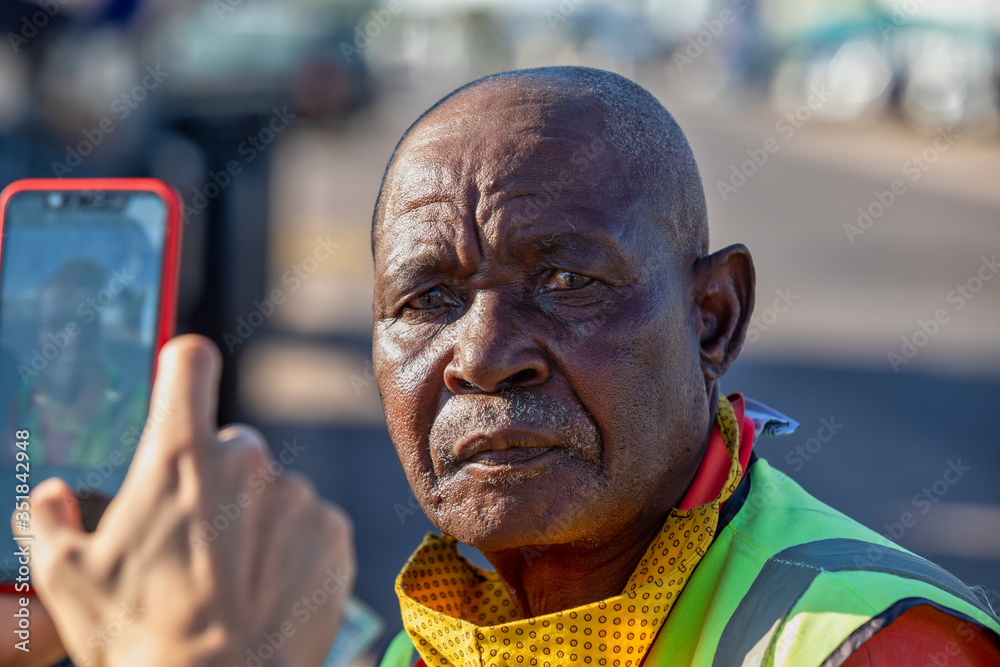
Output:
top-left (375, 89), bottom-right (634, 253)
top-left (399, 80), bottom-right (611, 160)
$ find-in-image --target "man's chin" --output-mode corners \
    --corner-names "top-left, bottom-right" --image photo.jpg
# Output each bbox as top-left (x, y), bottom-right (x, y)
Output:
top-left (428, 470), bottom-right (606, 554)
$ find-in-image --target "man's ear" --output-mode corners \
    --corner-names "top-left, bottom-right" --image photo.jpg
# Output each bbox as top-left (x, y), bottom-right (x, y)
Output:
top-left (692, 244), bottom-right (755, 380)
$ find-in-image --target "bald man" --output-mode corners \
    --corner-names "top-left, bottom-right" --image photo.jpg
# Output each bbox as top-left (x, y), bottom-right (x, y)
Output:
top-left (18, 67), bottom-right (1000, 667)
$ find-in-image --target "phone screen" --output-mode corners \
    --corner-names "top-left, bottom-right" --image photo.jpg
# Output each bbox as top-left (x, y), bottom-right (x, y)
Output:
top-left (0, 190), bottom-right (168, 580)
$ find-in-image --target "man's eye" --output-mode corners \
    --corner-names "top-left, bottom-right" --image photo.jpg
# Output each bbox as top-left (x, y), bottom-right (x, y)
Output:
top-left (406, 287), bottom-right (457, 310)
top-left (544, 271), bottom-right (594, 290)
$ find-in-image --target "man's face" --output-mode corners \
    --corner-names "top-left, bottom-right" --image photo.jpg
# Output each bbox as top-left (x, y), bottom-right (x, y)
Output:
top-left (38, 284), bottom-right (96, 392)
top-left (372, 87), bottom-right (712, 553)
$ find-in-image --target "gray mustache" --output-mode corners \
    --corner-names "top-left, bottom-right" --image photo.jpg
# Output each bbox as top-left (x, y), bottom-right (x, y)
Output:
top-left (430, 390), bottom-right (601, 463)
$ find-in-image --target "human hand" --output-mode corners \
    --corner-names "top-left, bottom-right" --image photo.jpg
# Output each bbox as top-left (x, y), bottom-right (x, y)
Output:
top-left (14, 335), bottom-right (355, 667)
top-left (0, 490), bottom-right (114, 667)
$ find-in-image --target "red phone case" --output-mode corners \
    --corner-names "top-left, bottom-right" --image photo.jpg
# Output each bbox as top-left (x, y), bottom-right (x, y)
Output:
top-left (0, 178), bottom-right (183, 595)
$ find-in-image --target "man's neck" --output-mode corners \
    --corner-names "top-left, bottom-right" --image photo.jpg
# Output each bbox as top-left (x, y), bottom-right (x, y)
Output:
top-left (481, 509), bottom-right (668, 617)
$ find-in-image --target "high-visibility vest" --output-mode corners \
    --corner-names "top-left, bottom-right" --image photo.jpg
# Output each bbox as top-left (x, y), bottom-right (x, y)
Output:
top-left (380, 458), bottom-right (1000, 666)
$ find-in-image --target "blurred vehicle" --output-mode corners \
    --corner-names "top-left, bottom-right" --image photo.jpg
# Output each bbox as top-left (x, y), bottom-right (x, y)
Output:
top-left (891, 26), bottom-right (999, 135)
top-left (148, 1), bottom-right (372, 120)
top-left (770, 21), bottom-right (998, 135)
top-left (763, 0), bottom-right (1000, 134)
top-left (770, 26), bottom-right (896, 125)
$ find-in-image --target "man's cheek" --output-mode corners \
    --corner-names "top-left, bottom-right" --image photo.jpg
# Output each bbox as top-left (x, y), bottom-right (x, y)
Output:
top-left (395, 437), bottom-right (429, 480)
top-left (379, 359), bottom-right (446, 489)
top-left (565, 338), bottom-right (672, 456)
top-left (376, 335), bottom-right (444, 404)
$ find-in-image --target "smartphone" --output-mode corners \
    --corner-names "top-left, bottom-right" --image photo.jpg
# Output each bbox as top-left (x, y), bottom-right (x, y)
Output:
top-left (0, 178), bottom-right (182, 589)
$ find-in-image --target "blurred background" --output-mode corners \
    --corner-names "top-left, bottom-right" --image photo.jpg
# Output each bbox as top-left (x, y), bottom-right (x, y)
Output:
top-left (1, 0), bottom-right (999, 659)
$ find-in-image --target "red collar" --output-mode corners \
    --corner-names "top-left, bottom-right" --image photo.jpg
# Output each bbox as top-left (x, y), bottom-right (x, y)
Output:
top-left (676, 393), bottom-right (755, 511)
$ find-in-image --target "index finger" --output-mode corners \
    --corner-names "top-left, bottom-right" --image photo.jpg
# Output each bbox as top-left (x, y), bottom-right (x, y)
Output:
top-left (88, 337), bottom-right (221, 550)
top-left (133, 335), bottom-right (222, 464)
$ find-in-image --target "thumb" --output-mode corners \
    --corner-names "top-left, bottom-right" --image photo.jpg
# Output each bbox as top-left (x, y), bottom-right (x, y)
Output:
top-left (18, 478), bottom-right (86, 585)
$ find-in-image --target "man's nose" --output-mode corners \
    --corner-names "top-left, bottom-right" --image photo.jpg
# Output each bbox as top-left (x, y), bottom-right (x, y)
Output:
top-left (443, 292), bottom-right (550, 394)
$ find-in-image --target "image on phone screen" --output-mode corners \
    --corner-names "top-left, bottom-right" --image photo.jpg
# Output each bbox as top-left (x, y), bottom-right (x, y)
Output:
top-left (0, 190), bottom-right (168, 581)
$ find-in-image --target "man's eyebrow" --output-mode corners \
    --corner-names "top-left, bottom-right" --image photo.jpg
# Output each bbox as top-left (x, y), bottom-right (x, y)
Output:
top-left (378, 221), bottom-right (637, 293)
top-left (509, 226), bottom-right (633, 269)
top-left (380, 249), bottom-right (460, 292)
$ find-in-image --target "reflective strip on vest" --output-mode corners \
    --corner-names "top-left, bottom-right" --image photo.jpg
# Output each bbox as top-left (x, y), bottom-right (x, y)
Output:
top-left (714, 538), bottom-right (1000, 666)
top-left (646, 459), bottom-right (1000, 667)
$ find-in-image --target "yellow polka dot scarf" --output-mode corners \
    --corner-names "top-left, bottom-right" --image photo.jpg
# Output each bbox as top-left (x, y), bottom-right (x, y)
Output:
top-left (395, 396), bottom-right (745, 667)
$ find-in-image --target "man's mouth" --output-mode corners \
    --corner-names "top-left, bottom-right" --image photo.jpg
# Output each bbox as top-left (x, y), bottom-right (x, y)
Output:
top-left (456, 431), bottom-right (559, 465)
top-left (452, 432), bottom-right (566, 484)
top-left (466, 445), bottom-right (557, 466)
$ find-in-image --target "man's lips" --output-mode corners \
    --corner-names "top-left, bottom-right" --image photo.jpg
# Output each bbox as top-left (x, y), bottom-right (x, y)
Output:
top-left (455, 430), bottom-right (560, 465)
